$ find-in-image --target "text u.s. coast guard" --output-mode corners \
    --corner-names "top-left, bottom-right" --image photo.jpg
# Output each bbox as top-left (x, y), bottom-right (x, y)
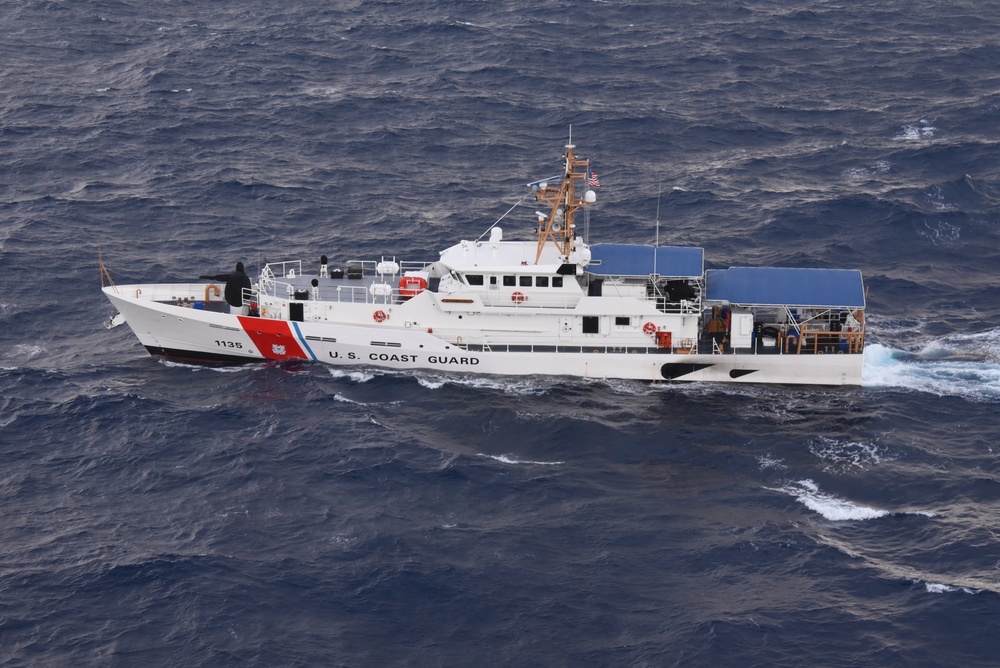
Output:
top-left (328, 351), bottom-right (479, 365)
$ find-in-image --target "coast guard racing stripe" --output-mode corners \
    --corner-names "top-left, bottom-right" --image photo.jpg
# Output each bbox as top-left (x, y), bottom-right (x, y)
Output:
top-left (237, 316), bottom-right (308, 361)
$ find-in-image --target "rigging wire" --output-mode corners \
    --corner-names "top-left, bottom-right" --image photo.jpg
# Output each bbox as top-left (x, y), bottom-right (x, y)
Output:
top-left (476, 195), bottom-right (527, 241)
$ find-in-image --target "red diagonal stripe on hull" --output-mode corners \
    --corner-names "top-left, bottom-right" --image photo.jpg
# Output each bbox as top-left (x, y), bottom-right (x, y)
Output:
top-left (237, 316), bottom-right (307, 360)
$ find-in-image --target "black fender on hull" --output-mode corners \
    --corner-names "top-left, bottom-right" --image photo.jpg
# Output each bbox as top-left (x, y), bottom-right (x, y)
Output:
top-left (660, 363), bottom-right (714, 380)
top-left (144, 346), bottom-right (256, 366)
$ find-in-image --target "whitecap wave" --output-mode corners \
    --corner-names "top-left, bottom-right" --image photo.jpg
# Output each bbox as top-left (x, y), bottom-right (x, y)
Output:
top-left (920, 581), bottom-right (982, 595)
top-left (326, 368), bottom-right (376, 383)
top-left (480, 454), bottom-right (563, 466)
top-left (415, 377), bottom-right (446, 390)
top-left (770, 479), bottom-right (890, 521)
top-left (893, 120), bottom-right (936, 141)
top-left (863, 342), bottom-right (1000, 401)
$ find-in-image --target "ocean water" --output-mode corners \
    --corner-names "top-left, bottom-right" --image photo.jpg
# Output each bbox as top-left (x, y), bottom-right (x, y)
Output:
top-left (2, 1), bottom-right (1000, 665)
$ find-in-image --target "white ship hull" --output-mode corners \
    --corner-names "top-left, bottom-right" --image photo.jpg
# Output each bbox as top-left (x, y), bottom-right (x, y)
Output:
top-left (102, 143), bottom-right (867, 386)
top-left (104, 284), bottom-right (863, 385)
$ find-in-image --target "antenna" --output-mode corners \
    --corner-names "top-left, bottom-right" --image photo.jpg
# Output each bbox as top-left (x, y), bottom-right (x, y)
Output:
top-left (655, 183), bottom-right (662, 246)
top-left (653, 182), bottom-right (662, 276)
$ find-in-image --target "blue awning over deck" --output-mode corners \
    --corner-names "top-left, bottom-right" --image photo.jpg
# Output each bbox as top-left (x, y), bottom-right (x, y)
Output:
top-left (706, 267), bottom-right (866, 308)
top-left (588, 244), bottom-right (704, 278)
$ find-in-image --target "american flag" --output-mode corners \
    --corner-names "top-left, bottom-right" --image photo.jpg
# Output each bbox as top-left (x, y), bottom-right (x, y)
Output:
top-left (588, 169), bottom-right (600, 188)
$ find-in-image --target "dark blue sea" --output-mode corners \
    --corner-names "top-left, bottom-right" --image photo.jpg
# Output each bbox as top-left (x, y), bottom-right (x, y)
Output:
top-left (3, 1), bottom-right (1000, 665)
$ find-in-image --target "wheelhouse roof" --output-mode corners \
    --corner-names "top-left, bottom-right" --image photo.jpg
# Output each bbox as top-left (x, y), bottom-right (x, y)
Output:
top-left (588, 244), bottom-right (704, 278)
top-left (706, 267), bottom-right (866, 308)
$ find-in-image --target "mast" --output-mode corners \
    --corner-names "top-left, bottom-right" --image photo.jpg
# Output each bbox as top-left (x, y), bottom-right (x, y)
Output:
top-left (531, 143), bottom-right (594, 264)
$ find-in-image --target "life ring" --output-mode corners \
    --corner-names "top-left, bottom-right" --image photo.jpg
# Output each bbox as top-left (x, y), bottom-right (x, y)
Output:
top-left (373, 309), bottom-right (388, 323)
top-left (511, 291), bottom-right (526, 304)
top-left (205, 284), bottom-right (221, 302)
top-left (398, 275), bottom-right (428, 298)
top-left (642, 321), bottom-right (657, 335)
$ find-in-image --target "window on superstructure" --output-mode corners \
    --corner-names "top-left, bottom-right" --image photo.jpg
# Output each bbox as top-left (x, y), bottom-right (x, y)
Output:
top-left (466, 274), bottom-right (484, 286)
top-left (503, 275), bottom-right (516, 287)
top-left (519, 276), bottom-right (532, 287)
top-left (615, 317), bottom-right (630, 326)
top-left (552, 277), bottom-right (563, 288)
top-left (535, 276), bottom-right (549, 287)
top-left (490, 276), bottom-right (497, 286)
top-left (582, 316), bottom-right (600, 334)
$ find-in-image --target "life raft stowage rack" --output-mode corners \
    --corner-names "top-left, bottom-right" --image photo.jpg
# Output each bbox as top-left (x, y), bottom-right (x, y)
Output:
top-left (399, 275), bottom-right (428, 298)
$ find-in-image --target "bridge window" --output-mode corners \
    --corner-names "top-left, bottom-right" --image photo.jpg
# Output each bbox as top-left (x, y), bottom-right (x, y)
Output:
top-left (466, 274), bottom-right (484, 286)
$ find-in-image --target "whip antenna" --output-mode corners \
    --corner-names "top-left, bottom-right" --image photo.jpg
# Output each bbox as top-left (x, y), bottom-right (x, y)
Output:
top-left (653, 182), bottom-right (662, 275)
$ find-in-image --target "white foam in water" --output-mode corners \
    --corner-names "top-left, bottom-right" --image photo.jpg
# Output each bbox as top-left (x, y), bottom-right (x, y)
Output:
top-left (863, 342), bottom-right (1000, 402)
top-left (160, 359), bottom-right (249, 373)
top-left (844, 160), bottom-right (892, 180)
top-left (415, 374), bottom-right (551, 396)
top-left (595, 377), bottom-right (662, 396)
top-left (481, 454), bottom-right (564, 466)
top-left (771, 479), bottom-right (890, 521)
top-left (326, 367), bottom-right (376, 383)
top-left (0, 344), bottom-right (46, 368)
top-left (893, 120), bottom-right (936, 141)
top-left (922, 581), bottom-right (981, 595)
top-left (809, 436), bottom-right (887, 472)
top-left (757, 454), bottom-right (787, 470)
top-left (915, 219), bottom-right (961, 245)
top-left (936, 328), bottom-right (1000, 362)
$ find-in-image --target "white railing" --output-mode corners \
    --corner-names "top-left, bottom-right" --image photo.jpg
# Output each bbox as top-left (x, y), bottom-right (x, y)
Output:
top-left (264, 260), bottom-right (304, 279)
top-left (342, 258), bottom-right (436, 277)
top-left (125, 283), bottom-right (227, 304)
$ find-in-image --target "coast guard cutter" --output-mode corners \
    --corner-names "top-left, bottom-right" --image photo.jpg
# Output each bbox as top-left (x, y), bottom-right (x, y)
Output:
top-left (103, 142), bottom-right (866, 384)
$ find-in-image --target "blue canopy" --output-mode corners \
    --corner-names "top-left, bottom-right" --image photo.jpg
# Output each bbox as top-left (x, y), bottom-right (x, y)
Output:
top-left (706, 267), bottom-right (865, 308)
top-left (589, 244), bottom-right (704, 278)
